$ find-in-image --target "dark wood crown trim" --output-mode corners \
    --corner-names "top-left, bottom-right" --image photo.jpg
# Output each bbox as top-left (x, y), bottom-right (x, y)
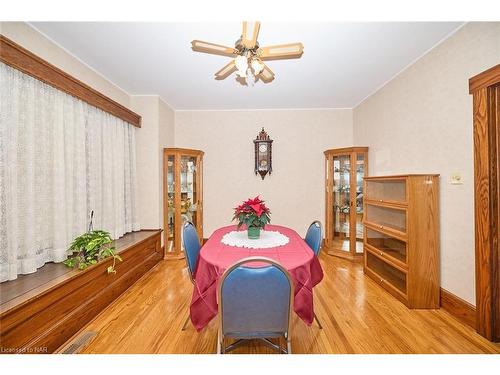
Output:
top-left (469, 64), bottom-right (500, 94)
top-left (0, 35), bottom-right (141, 127)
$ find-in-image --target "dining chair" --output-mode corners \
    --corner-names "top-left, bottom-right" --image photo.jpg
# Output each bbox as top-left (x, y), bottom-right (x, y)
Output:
top-left (217, 256), bottom-right (294, 354)
top-left (305, 220), bottom-right (322, 256)
top-left (305, 220), bottom-right (324, 329)
top-left (181, 221), bottom-right (201, 331)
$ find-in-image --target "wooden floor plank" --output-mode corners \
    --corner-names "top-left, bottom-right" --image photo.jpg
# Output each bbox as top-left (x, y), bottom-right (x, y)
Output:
top-left (80, 253), bottom-right (500, 354)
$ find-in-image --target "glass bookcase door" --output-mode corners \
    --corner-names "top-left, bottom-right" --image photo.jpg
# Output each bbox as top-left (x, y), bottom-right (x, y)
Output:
top-left (366, 252), bottom-right (407, 296)
top-left (331, 154), bottom-right (351, 253)
top-left (366, 227), bottom-right (407, 264)
top-left (166, 155), bottom-right (175, 254)
top-left (365, 203), bottom-right (407, 235)
top-left (365, 178), bottom-right (407, 204)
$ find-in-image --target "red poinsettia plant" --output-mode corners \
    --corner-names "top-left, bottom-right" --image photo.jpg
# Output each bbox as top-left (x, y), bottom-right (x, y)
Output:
top-left (232, 196), bottom-right (271, 229)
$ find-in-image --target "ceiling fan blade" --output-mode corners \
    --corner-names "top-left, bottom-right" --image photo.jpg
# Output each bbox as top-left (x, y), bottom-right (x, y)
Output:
top-left (241, 21), bottom-right (261, 49)
top-left (258, 43), bottom-right (304, 60)
top-left (259, 64), bottom-right (275, 83)
top-left (191, 40), bottom-right (238, 57)
top-left (215, 61), bottom-right (237, 80)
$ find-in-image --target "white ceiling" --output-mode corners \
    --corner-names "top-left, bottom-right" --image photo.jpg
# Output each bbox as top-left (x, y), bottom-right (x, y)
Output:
top-left (30, 22), bottom-right (464, 110)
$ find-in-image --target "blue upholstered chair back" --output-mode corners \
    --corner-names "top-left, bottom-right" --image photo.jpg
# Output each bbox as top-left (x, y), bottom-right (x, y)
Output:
top-left (182, 221), bottom-right (201, 283)
top-left (305, 221), bottom-right (323, 256)
top-left (219, 257), bottom-right (293, 339)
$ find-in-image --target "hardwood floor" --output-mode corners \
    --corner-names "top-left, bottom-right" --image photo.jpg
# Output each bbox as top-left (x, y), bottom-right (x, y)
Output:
top-left (78, 253), bottom-right (500, 354)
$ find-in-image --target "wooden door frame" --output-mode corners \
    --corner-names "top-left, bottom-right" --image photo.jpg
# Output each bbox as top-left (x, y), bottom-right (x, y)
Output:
top-left (470, 64), bottom-right (500, 342)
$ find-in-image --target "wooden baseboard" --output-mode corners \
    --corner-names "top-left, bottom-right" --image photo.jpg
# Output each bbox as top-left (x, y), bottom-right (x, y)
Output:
top-left (440, 288), bottom-right (476, 329)
top-left (327, 249), bottom-right (363, 262)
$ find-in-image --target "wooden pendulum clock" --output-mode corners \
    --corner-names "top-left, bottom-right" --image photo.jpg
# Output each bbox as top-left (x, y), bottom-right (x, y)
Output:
top-left (254, 127), bottom-right (273, 180)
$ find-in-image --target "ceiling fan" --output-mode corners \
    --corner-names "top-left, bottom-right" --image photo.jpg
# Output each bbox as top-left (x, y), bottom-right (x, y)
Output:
top-left (191, 22), bottom-right (304, 85)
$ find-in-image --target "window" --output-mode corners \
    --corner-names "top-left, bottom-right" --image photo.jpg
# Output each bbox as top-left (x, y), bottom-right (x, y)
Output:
top-left (0, 62), bottom-right (139, 282)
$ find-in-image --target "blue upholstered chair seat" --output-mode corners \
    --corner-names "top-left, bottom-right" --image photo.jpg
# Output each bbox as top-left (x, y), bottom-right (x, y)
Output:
top-left (305, 221), bottom-right (322, 256)
top-left (221, 266), bottom-right (290, 336)
top-left (217, 257), bottom-right (293, 354)
top-left (183, 222), bottom-right (201, 279)
top-left (181, 221), bottom-right (201, 331)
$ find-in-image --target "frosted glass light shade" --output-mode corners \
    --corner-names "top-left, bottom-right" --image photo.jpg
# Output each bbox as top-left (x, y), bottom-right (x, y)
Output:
top-left (251, 58), bottom-right (264, 75)
top-left (235, 55), bottom-right (248, 78)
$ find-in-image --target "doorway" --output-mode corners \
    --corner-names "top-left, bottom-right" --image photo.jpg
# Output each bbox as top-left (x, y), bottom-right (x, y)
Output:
top-left (470, 64), bottom-right (500, 342)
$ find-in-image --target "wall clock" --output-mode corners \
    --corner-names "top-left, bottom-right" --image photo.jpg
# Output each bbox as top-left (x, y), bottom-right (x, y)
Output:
top-left (253, 127), bottom-right (273, 180)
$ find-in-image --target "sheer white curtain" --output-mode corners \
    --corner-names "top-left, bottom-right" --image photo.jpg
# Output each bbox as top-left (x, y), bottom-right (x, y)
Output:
top-left (0, 62), bottom-right (139, 282)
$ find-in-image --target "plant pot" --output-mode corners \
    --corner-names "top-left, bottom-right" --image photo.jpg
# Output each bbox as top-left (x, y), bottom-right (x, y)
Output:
top-left (247, 226), bottom-right (261, 239)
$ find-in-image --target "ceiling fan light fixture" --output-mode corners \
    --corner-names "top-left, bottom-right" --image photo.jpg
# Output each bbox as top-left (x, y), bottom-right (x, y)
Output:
top-left (251, 58), bottom-right (264, 75)
top-left (191, 21), bottom-right (303, 84)
top-left (247, 68), bottom-right (256, 87)
top-left (235, 55), bottom-right (248, 78)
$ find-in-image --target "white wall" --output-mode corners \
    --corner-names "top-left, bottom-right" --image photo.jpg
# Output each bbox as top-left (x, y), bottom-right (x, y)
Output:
top-left (175, 109), bottom-right (353, 236)
top-left (353, 22), bottom-right (500, 305)
top-left (131, 96), bottom-right (161, 229)
top-left (132, 96), bottom-right (175, 231)
top-left (158, 98), bottom-right (176, 231)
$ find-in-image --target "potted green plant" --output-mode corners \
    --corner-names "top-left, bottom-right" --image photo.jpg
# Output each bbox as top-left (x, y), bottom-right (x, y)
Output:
top-left (63, 230), bottom-right (122, 274)
top-left (232, 196), bottom-right (271, 239)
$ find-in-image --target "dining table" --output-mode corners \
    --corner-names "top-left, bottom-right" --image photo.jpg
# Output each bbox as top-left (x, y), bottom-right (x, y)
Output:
top-left (189, 224), bottom-right (324, 331)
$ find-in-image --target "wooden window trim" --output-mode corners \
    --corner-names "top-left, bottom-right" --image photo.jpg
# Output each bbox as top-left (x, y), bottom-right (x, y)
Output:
top-left (0, 35), bottom-right (141, 127)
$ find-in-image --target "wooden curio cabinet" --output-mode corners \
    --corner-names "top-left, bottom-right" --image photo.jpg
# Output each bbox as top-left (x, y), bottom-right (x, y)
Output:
top-left (324, 147), bottom-right (368, 260)
top-left (163, 148), bottom-right (204, 259)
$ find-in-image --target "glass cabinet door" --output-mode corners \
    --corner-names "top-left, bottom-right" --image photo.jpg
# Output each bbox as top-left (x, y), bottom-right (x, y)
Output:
top-left (165, 155), bottom-right (175, 254)
top-left (180, 155), bottom-right (199, 245)
top-left (325, 147), bottom-right (368, 260)
top-left (164, 148), bottom-right (204, 259)
top-left (354, 153), bottom-right (365, 253)
top-left (331, 154), bottom-right (351, 253)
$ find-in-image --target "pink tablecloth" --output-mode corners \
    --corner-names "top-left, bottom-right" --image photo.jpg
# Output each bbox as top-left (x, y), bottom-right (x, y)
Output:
top-left (189, 224), bottom-right (324, 331)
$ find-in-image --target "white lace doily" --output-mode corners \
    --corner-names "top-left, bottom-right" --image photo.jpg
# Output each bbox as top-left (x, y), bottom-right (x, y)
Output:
top-left (221, 230), bottom-right (289, 249)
